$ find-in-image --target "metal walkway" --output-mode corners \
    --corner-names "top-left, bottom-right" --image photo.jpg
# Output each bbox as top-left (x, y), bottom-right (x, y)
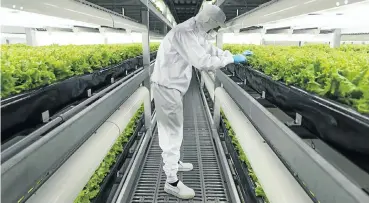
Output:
top-left (129, 80), bottom-right (230, 203)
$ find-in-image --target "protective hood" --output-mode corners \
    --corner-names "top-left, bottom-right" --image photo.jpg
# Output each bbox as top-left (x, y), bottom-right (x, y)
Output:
top-left (194, 4), bottom-right (226, 33)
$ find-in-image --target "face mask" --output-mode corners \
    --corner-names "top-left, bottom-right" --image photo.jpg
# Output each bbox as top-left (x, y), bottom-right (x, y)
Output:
top-left (205, 30), bottom-right (217, 40)
top-left (205, 25), bottom-right (220, 40)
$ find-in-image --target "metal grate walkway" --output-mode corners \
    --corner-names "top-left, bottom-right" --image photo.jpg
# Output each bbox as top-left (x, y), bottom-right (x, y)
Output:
top-left (129, 80), bottom-right (230, 203)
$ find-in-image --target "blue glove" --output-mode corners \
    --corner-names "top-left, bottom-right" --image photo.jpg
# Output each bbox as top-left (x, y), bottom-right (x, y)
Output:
top-left (233, 54), bottom-right (247, 64)
top-left (243, 50), bottom-right (253, 56)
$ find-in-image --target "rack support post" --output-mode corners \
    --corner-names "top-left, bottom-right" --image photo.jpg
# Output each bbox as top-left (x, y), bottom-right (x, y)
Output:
top-left (141, 9), bottom-right (151, 93)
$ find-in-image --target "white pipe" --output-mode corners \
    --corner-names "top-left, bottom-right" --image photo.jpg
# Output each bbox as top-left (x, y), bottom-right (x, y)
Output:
top-left (27, 87), bottom-right (150, 203)
top-left (201, 71), bottom-right (215, 102)
top-left (214, 87), bottom-right (312, 203)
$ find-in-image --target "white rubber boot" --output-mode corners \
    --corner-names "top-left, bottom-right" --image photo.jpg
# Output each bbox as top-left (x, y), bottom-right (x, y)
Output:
top-left (178, 161), bottom-right (193, 172)
top-left (164, 181), bottom-right (195, 199)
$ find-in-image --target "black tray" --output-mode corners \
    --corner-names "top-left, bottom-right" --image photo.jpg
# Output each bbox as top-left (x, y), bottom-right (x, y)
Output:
top-left (229, 64), bottom-right (369, 154)
top-left (91, 114), bottom-right (144, 203)
top-left (219, 118), bottom-right (262, 203)
top-left (1, 53), bottom-right (156, 142)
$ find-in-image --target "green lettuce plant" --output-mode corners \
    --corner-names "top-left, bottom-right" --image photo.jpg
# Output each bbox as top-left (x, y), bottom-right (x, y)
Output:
top-left (221, 110), bottom-right (269, 203)
top-left (223, 44), bottom-right (369, 114)
top-left (74, 105), bottom-right (144, 203)
top-left (1, 43), bottom-right (160, 98)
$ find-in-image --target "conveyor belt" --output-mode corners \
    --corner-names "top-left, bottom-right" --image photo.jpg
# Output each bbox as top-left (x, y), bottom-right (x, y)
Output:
top-left (129, 80), bottom-right (230, 202)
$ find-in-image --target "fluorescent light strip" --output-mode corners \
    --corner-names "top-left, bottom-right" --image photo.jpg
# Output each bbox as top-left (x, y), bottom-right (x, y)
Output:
top-left (43, 3), bottom-right (59, 8)
top-left (114, 21), bottom-right (145, 30)
top-left (264, 5), bottom-right (298, 17)
top-left (304, 0), bottom-right (318, 4)
top-left (64, 8), bottom-right (111, 21)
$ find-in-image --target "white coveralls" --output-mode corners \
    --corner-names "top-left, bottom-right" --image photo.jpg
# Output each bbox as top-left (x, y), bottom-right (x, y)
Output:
top-left (151, 5), bottom-right (234, 184)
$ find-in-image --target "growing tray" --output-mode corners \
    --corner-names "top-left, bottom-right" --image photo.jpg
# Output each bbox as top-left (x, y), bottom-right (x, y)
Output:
top-left (219, 117), bottom-right (263, 203)
top-left (91, 114), bottom-right (144, 203)
top-left (1, 53), bottom-right (156, 141)
top-left (227, 64), bottom-right (369, 155)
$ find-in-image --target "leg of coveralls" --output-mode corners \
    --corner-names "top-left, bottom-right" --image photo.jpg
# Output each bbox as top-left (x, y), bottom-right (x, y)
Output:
top-left (152, 83), bottom-right (183, 183)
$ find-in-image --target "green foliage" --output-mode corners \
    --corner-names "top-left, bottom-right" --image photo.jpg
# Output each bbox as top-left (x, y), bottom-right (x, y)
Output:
top-left (223, 44), bottom-right (369, 114)
top-left (220, 110), bottom-right (269, 203)
top-left (74, 104), bottom-right (144, 203)
top-left (1, 43), bottom-right (160, 98)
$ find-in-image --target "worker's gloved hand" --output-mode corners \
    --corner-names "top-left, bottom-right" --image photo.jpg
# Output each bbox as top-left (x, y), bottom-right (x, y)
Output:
top-left (243, 50), bottom-right (253, 56)
top-left (233, 54), bottom-right (247, 64)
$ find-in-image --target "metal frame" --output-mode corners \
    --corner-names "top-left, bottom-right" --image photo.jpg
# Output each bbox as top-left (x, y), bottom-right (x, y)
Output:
top-left (26, 87), bottom-right (150, 203)
top-left (139, 0), bottom-right (173, 28)
top-left (1, 67), bottom-right (144, 163)
top-left (213, 70), bottom-right (369, 203)
top-left (1, 68), bottom-right (152, 203)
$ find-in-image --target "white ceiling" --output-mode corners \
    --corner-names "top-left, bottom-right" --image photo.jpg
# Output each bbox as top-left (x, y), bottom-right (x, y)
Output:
top-left (0, 7), bottom-right (100, 30)
top-left (262, 0), bottom-right (369, 33)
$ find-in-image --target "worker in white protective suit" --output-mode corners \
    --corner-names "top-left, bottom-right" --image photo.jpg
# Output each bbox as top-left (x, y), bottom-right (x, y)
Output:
top-left (151, 4), bottom-right (247, 199)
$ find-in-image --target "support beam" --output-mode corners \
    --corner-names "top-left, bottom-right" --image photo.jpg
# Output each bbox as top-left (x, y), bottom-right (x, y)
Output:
top-left (25, 28), bottom-right (36, 46)
top-left (141, 9), bottom-right (151, 93)
top-left (331, 28), bottom-right (342, 48)
top-left (139, 0), bottom-right (173, 28)
top-left (141, 10), bottom-right (150, 67)
top-left (216, 33), bottom-right (223, 49)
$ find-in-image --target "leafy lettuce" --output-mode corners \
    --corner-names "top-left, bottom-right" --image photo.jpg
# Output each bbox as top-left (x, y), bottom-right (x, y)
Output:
top-left (224, 44), bottom-right (369, 114)
top-left (1, 43), bottom-right (160, 98)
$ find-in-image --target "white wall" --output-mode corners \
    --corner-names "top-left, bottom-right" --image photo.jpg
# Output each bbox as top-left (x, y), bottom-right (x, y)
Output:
top-left (223, 33), bottom-right (264, 45)
top-left (223, 32), bottom-right (369, 46)
top-left (1, 33), bottom-right (27, 44)
top-left (223, 32), bottom-right (340, 45)
top-left (33, 31), bottom-right (104, 46)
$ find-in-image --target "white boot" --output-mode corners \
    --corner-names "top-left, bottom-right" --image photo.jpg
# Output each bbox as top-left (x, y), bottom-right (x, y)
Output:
top-left (164, 181), bottom-right (195, 199)
top-left (178, 161), bottom-right (193, 172)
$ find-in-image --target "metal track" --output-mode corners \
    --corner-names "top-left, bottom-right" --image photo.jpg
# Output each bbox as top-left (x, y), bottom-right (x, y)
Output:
top-left (128, 79), bottom-right (230, 202)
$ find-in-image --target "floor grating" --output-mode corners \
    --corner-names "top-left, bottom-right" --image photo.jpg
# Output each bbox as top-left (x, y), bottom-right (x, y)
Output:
top-left (129, 79), bottom-right (229, 203)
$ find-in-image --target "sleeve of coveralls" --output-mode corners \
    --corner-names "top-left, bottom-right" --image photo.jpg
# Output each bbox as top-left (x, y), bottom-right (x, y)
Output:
top-left (204, 40), bottom-right (233, 58)
top-left (172, 31), bottom-right (234, 71)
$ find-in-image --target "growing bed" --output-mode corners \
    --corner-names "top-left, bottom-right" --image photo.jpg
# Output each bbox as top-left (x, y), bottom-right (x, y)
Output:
top-left (223, 44), bottom-right (369, 154)
top-left (74, 105), bottom-right (144, 203)
top-left (1, 44), bottom-right (159, 140)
